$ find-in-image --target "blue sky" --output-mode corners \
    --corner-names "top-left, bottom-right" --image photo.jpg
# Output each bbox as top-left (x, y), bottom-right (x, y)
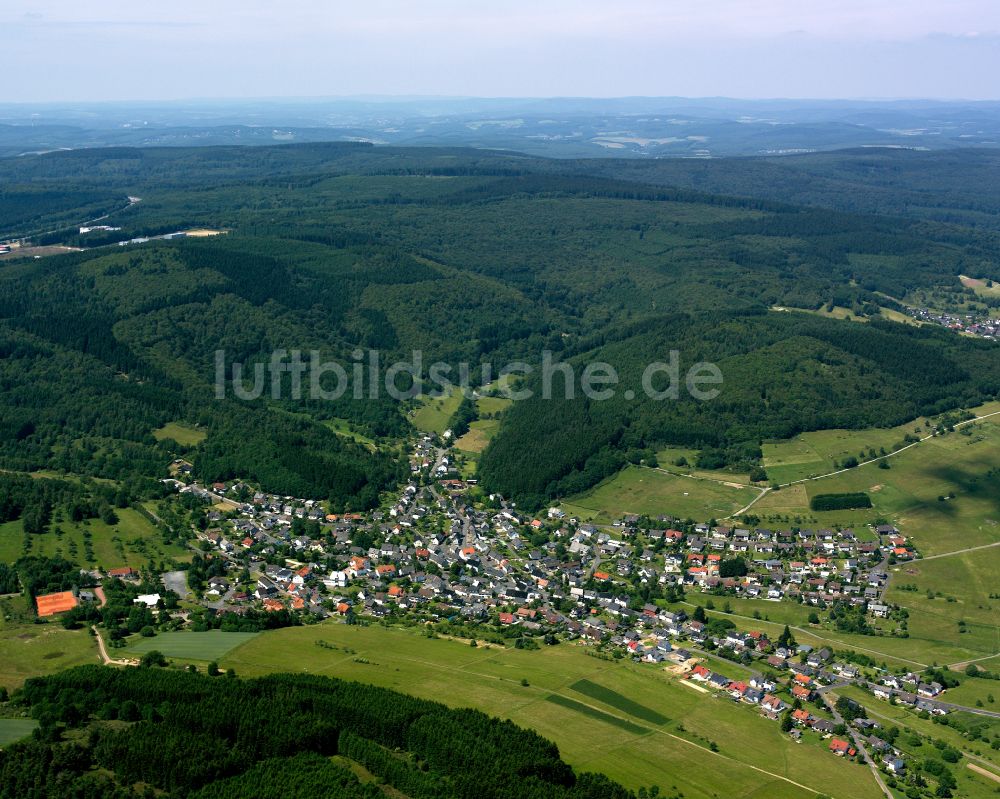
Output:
top-left (3, 1), bottom-right (998, 101)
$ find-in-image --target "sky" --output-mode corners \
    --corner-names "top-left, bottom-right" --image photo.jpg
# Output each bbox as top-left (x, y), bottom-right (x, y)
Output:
top-left (2, 0), bottom-right (999, 102)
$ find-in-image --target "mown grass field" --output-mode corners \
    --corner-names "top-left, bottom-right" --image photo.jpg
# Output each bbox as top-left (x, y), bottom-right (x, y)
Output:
top-left (560, 465), bottom-right (759, 524)
top-left (0, 507), bottom-right (189, 570)
top-left (123, 630), bottom-right (260, 661)
top-left (454, 419), bottom-right (501, 453)
top-left (0, 595), bottom-right (95, 692)
top-left (151, 421), bottom-right (207, 446)
top-left (0, 719), bottom-right (38, 746)
top-left (218, 622), bottom-right (884, 799)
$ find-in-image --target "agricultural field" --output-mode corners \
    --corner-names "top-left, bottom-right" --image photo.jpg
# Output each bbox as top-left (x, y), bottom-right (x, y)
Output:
top-left (0, 595), bottom-right (95, 692)
top-left (961, 275), bottom-right (1000, 298)
top-left (560, 465), bottom-right (759, 524)
top-left (123, 630), bottom-right (260, 662)
top-left (0, 507), bottom-right (189, 571)
top-left (151, 421), bottom-right (207, 446)
top-left (220, 621), bottom-right (884, 799)
top-left (454, 419), bottom-right (500, 453)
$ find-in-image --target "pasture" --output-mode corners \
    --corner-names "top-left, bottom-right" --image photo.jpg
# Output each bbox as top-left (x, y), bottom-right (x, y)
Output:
top-left (762, 418), bottom-right (926, 485)
top-left (684, 591), bottom-right (1000, 668)
top-left (220, 622), bottom-right (884, 799)
top-left (123, 630), bottom-right (260, 661)
top-left (454, 393), bottom-right (513, 453)
top-left (560, 465), bottom-right (758, 523)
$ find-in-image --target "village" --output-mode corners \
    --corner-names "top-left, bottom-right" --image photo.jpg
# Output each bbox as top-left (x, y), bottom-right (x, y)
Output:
top-left (121, 432), bottom-right (983, 776)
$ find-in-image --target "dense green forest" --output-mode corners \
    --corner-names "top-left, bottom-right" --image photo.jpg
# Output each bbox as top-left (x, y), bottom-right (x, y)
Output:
top-left (1, 142), bottom-right (999, 506)
top-left (0, 666), bottom-right (635, 799)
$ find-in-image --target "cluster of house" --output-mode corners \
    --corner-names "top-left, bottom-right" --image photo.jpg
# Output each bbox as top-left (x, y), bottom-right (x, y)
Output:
top-left (909, 305), bottom-right (1000, 340)
top-left (867, 673), bottom-right (949, 714)
top-left (831, 716), bottom-right (909, 776)
top-left (158, 432), bottom-right (933, 706)
top-left (166, 443), bottom-right (920, 646)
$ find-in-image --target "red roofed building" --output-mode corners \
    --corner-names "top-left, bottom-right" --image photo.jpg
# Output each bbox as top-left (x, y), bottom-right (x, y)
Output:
top-left (791, 684), bottom-right (812, 700)
top-left (829, 739), bottom-right (855, 756)
top-left (108, 566), bottom-right (137, 579)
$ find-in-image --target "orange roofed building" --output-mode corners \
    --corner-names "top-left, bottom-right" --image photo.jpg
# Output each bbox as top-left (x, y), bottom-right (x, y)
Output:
top-left (36, 591), bottom-right (79, 617)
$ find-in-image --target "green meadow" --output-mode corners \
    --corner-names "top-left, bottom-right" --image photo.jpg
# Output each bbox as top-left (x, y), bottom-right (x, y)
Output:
top-left (560, 465), bottom-right (759, 523)
top-left (674, 592), bottom-right (994, 670)
top-left (0, 595), bottom-right (95, 692)
top-left (410, 388), bottom-right (464, 434)
top-left (753, 409), bottom-right (1000, 557)
top-left (123, 630), bottom-right (260, 661)
top-left (219, 622), bottom-right (884, 799)
top-left (152, 421), bottom-right (207, 446)
top-left (0, 719), bottom-right (38, 747)
top-left (0, 507), bottom-right (189, 570)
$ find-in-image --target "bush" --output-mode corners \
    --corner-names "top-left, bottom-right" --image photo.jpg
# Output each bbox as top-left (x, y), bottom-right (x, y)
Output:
top-left (140, 650), bottom-right (167, 668)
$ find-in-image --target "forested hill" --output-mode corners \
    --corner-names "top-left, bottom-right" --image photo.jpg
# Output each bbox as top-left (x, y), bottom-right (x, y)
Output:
top-left (2, 142), bottom-right (999, 506)
top-left (477, 311), bottom-right (1000, 506)
top-left (574, 148), bottom-right (1000, 232)
top-left (1, 665), bottom-right (633, 799)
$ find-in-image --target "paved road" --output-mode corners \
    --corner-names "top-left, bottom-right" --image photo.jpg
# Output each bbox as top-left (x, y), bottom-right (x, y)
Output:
top-left (857, 680), bottom-right (1000, 719)
top-left (822, 690), bottom-right (894, 799)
